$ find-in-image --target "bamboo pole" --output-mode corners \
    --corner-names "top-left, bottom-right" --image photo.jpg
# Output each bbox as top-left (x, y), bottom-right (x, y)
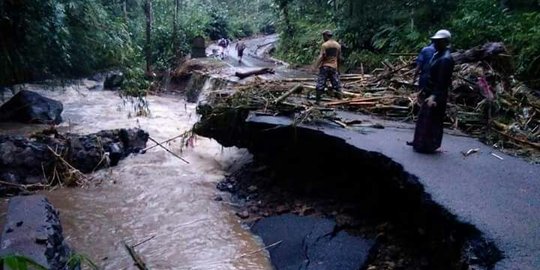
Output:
top-left (148, 137), bottom-right (190, 164)
top-left (124, 241), bottom-right (149, 270)
top-left (274, 84), bottom-right (303, 104)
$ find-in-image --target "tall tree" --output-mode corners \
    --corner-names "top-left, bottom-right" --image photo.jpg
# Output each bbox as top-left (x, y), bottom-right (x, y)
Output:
top-left (173, 0), bottom-right (180, 57)
top-left (144, 0), bottom-right (153, 73)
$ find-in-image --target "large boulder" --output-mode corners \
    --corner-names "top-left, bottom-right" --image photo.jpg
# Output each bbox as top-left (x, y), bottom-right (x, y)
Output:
top-left (0, 195), bottom-right (74, 269)
top-left (0, 128), bottom-right (148, 194)
top-left (66, 128), bottom-right (149, 173)
top-left (0, 90), bottom-right (63, 124)
top-left (251, 214), bottom-right (375, 270)
top-left (0, 134), bottom-right (64, 187)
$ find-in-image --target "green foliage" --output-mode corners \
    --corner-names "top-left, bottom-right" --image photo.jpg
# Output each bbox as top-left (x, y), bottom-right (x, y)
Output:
top-left (122, 66), bottom-right (150, 97)
top-left (273, 0), bottom-right (540, 83)
top-left (67, 253), bottom-right (100, 270)
top-left (273, 0), bottom-right (335, 66)
top-left (346, 50), bottom-right (387, 72)
top-left (0, 253), bottom-right (100, 270)
top-left (0, 0), bottom-right (276, 89)
top-left (451, 0), bottom-right (540, 83)
top-left (0, 0), bottom-right (138, 85)
top-left (275, 20), bottom-right (335, 66)
top-left (206, 6), bottom-right (231, 40)
top-left (0, 255), bottom-right (47, 270)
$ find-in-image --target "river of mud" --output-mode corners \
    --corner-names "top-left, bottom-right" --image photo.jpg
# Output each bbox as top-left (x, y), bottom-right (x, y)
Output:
top-left (0, 80), bottom-right (272, 270)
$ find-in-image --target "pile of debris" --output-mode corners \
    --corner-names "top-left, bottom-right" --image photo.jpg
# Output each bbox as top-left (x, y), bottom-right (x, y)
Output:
top-left (334, 42), bottom-right (539, 157)
top-left (206, 42), bottom-right (538, 159)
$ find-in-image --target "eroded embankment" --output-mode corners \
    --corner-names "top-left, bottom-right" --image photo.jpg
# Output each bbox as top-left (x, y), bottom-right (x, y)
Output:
top-left (194, 108), bottom-right (502, 270)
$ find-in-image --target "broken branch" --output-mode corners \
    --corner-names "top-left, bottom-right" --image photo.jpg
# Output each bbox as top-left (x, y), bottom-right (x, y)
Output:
top-left (124, 241), bottom-right (149, 270)
top-left (148, 136), bottom-right (190, 164)
top-left (274, 84), bottom-right (303, 104)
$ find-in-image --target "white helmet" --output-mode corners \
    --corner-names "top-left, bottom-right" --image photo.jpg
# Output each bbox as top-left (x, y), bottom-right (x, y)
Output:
top-left (431, 29), bottom-right (451, 40)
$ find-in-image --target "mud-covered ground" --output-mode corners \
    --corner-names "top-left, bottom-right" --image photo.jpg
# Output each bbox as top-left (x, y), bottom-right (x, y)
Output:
top-left (217, 162), bottom-right (466, 270)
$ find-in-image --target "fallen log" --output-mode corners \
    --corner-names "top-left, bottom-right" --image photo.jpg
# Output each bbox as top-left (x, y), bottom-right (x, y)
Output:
top-left (274, 84), bottom-right (303, 104)
top-left (452, 42), bottom-right (508, 64)
top-left (494, 130), bottom-right (540, 150)
top-left (325, 96), bottom-right (397, 106)
top-left (389, 53), bottom-right (417, 56)
top-left (373, 105), bottom-right (410, 110)
top-left (373, 64), bottom-right (412, 83)
top-left (235, 67), bottom-right (275, 79)
top-left (348, 102), bottom-right (378, 106)
top-left (342, 91), bottom-right (363, 98)
top-left (278, 76), bottom-right (365, 83)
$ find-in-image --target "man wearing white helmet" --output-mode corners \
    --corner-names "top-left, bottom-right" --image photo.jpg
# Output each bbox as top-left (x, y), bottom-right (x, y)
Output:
top-left (408, 29), bottom-right (455, 153)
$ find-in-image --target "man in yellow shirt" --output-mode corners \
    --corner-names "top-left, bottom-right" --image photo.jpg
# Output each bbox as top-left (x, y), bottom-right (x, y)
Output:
top-left (314, 30), bottom-right (342, 104)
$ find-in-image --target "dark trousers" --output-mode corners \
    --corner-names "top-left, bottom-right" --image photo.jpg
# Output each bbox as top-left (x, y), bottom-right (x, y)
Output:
top-left (412, 99), bottom-right (447, 153)
top-left (316, 66), bottom-right (341, 94)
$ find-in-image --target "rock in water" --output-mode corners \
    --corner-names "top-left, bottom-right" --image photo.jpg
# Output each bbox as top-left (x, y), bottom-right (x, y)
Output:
top-left (0, 90), bottom-right (63, 124)
top-left (251, 214), bottom-right (375, 270)
top-left (66, 128), bottom-right (149, 173)
top-left (0, 195), bottom-right (74, 269)
top-left (0, 135), bottom-right (61, 186)
top-left (104, 71), bottom-right (124, 90)
top-left (0, 128), bottom-right (149, 193)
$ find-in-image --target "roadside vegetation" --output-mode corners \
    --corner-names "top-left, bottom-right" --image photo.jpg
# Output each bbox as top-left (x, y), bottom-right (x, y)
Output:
top-left (0, 253), bottom-right (98, 270)
top-left (2, 1), bottom-right (539, 89)
top-left (0, 0), bottom-right (276, 94)
top-left (273, 0), bottom-right (540, 87)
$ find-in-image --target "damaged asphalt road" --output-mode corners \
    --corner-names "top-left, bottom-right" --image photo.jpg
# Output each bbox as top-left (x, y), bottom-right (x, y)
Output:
top-left (251, 214), bottom-right (375, 270)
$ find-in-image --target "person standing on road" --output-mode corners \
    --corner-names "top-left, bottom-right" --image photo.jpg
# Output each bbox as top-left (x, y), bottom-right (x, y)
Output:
top-left (414, 42), bottom-right (436, 93)
top-left (408, 29), bottom-right (455, 153)
top-left (236, 39), bottom-right (247, 64)
top-left (218, 37), bottom-right (228, 59)
top-left (314, 30), bottom-right (342, 104)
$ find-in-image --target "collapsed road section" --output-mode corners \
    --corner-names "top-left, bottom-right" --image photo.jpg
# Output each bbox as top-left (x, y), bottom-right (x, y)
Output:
top-left (194, 99), bottom-right (539, 269)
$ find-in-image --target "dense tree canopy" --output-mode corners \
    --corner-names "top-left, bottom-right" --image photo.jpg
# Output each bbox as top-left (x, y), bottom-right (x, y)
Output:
top-left (273, 0), bottom-right (540, 83)
top-left (0, 0), bottom-right (276, 86)
top-left (1, 0), bottom-right (539, 88)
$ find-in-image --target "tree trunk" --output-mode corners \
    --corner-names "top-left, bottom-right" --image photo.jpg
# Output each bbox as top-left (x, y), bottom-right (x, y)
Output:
top-left (283, 5), bottom-right (292, 36)
top-left (235, 67), bottom-right (275, 79)
top-left (173, 0), bottom-right (179, 57)
top-left (144, 0), bottom-right (153, 73)
top-left (123, 0), bottom-right (128, 21)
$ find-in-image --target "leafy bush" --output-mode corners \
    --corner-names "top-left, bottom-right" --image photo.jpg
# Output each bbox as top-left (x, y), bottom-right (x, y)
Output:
top-left (0, 0), bottom-right (276, 87)
top-left (451, 0), bottom-right (540, 83)
top-left (346, 50), bottom-right (388, 73)
top-left (273, 0), bottom-right (540, 85)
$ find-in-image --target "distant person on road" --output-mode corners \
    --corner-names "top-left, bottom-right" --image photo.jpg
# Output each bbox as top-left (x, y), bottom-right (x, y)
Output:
top-left (414, 42), bottom-right (436, 93)
top-left (314, 30), bottom-right (342, 104)
top-left (236, 39), bottom-right (247, 64)
top-left (408, 29), bottom-right (455, 153)
top-left (218, 38), bottom-right (228, 59)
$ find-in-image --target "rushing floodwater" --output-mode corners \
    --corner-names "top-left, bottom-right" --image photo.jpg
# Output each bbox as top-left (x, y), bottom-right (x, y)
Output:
top-left (0, 81), bottom-right (272, 270)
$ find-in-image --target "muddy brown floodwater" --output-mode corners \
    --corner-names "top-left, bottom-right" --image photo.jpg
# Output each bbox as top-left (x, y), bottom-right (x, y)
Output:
top-left (0, 82), bottom-right (272, 270)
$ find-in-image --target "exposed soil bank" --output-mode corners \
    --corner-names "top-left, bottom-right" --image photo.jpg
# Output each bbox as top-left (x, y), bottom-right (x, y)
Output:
top-left (195, 108), bottom-right (502, 270)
